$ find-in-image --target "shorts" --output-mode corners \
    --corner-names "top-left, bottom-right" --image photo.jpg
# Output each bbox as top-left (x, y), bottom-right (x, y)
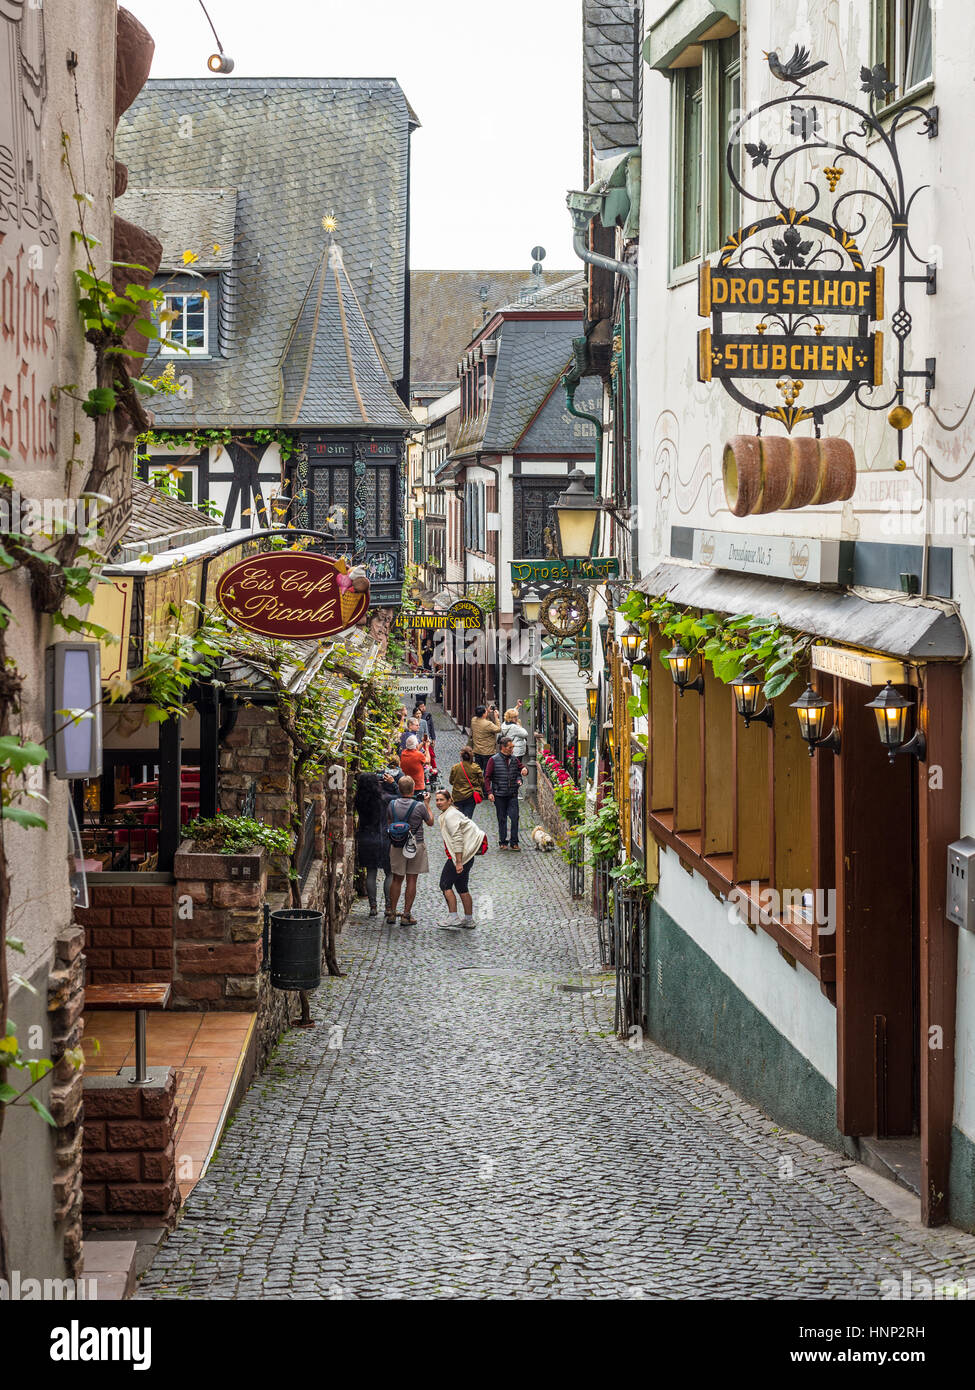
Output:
top-left (390, 843), bottom-right (429, 876)
top-left (440, 856), bottom-right (473, 895)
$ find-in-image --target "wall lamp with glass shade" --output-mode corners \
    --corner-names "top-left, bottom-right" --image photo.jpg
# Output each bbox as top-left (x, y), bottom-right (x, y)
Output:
top-left (586, 685), bottom-right (599, 721)
top-left (619, 622), bottom-right (645, 666)
top-left (665, 641), bottom-right (704, 696)
top-left (790, 684), bottom-right (840, 756)
top-left (601, 721), bottom-right (615, 765)
top-left (552, 468), bottom-right (599, 559)
top-left (865, 681), bottom-right (926, 763)
top-left (46, 642), bottom-right (102, 780)
top-left (731, 670), bottom-right (774, 728)
top-left (520, 587), bottom-right (542, 624)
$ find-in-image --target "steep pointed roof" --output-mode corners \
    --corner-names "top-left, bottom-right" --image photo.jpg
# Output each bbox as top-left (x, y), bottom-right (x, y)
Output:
top-left (280, 241), bottom-right (416, 429)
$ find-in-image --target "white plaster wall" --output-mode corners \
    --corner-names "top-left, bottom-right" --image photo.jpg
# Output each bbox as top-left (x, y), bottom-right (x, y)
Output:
top-left (637, 0), bottom-right (975, 1145)
top-left (655, 845), bottom-right (838, 1084)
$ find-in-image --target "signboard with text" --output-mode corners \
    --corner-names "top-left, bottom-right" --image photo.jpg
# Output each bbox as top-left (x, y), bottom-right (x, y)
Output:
top-left (510, 556), bottom-right (620, 585)
top-left (393, 600), bottom-right (484, 632)
top-left (692, 528), bottom-right (848, 585)
top-left (215, 552), bottom-right (368, 639)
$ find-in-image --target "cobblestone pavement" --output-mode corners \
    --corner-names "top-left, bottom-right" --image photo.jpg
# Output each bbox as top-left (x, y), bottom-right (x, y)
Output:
top-left (139, 717), bottom-right (975, 1300)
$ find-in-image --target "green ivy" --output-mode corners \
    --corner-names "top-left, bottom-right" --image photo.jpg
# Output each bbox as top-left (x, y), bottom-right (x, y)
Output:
top-left (183, 814), bottom-right (293, 859)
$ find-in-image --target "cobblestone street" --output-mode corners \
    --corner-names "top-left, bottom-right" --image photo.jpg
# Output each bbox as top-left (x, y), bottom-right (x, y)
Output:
top-left (139, 720), bottom-right (975, 1300)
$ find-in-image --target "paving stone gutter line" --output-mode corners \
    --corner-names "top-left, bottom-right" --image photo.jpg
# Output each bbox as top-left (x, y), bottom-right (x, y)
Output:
top-left (134, 708), bottom-right (975, 1301)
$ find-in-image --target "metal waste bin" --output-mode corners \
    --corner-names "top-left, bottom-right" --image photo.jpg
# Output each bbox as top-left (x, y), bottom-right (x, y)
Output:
top-left (269, 908), bottom-right (323, 990)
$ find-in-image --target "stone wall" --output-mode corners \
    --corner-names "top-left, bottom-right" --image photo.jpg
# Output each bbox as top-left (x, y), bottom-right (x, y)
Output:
top-left (533, 772), bottom-right (574, 844)
top-left (82, 1069), bottom-right (180, 1230)
top-left (75, 879), bottom-right (174, 985)
top-left (47, 928), bottom-right (87, 1280)
top-left (172, 845), bottom-right (266, 1010)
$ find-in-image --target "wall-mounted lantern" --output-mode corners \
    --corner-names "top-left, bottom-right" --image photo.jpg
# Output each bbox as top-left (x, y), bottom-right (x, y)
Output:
top-left (731, 670), bottom-right (774, 728)
top-left (665, 641), bottom-right (704, 696)
top-left (620, 622), bottom-right (643, 665)
top-left (586, 685), bottom-right (599, 721)
top-left (864, 681), bottom-right (926, 763)
top-left (46, 642), bottom-right (103, 780)
top-left (552, 468), bottom-right (599, 559)
top-left (790, 684), bottom-right (841, 756)
top-left (520, 587), bottom-right (542, 624)
top-left (602, 721), bottom-right (615, 765)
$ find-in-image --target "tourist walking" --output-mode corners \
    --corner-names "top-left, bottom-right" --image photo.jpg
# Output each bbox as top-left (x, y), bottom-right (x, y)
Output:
top-left (434, 789), bottom-right (486, 929)
top-left (485, 736), bottom-right (526, 850)
top-left (448, 745), bottom-right (484, 819)
top-left (499, 703), bottom-right (530, 761)
top-left (399, 733), bottom-right (430, 790)
top-left (385, 776), bottom-right (434, 925)
top-left (470, 702), bottom-right (501, 773)
top-left (354, 772), bottom-right (392, 917)
top-left (399, 715), bottom-right (422, 751)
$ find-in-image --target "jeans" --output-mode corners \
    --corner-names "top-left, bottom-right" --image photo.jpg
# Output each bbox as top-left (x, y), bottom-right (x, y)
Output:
top-left (494, 794), bottom-right (520, 846)
top-left (474, 753), bottom-right (490, 774)
top-left (455, 797), bottom-right (477, 820)
top-left (365, 866), bottom-right (391, 911)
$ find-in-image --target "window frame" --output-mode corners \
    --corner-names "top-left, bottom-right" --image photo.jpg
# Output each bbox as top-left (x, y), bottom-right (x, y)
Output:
top-left (669, 32), bottom-right (741, 282)
top-left (874, 0), bottom-right (934, 108)
top-left (159, 290), bottom-right (210, 357)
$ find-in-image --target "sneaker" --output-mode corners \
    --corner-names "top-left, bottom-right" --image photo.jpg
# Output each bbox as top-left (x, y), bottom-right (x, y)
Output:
top-left (440, 913), bottom-right (461, 928)
top-left (460, 916), bottom-right (475, 929)
top-left (368, 906), bottom-right (378, 918)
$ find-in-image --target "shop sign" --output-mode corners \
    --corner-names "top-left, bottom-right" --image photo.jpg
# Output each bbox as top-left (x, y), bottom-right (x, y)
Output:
top-left (393, 600), bottom-right (484, 631)
top-left (811, 645), bottom-right (907, 687)
top-left (396, 676), bottom-right (434, 702)
top-left (692, 528), bottom-right (848, 584)
top-left (215, 552), bottom-right (368, 639)
top-left (510, 556), bottom-right (620, 585)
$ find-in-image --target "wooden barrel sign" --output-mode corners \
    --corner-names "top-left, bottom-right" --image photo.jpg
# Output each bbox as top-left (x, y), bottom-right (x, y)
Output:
top-left (215, 552), bottom-right (369, 639)
top-left (722, 435), bottom-right (856, 517)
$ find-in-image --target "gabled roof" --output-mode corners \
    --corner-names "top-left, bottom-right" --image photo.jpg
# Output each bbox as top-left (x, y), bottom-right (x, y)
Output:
top-left (410, 269), bottom-right (575, 396)
top-left (115, 78), bottom-right (415, 428)
top-left (116, 187), bottom-right (237, 272)
top-left (583, 2), bottom-right (643, 171)
top-left (452, 314), bottom-right (588, 457)
top-left (280, 243), bottom-right (415, 429)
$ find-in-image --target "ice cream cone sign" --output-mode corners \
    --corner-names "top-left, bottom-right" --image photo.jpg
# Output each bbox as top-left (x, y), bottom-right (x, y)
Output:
top-left (335, 558), bottom-right (371, 625)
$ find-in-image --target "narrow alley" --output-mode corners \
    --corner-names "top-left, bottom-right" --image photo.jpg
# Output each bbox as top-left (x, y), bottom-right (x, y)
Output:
top-left (137, 720), bottom-right (975, 1301)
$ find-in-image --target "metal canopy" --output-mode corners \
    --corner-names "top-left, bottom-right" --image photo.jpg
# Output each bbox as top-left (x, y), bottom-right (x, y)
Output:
top-left (536, 658), bottom-right (589, 719)
top-left (637, 562), bottom-right (967, 663)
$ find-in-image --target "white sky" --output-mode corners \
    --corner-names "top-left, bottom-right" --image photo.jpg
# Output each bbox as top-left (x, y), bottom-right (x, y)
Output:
top-left (122, 0), bottom-right (583, 269)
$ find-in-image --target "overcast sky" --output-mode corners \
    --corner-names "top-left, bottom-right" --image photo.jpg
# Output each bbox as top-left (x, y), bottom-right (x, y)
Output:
top-left (122, 0), bottom-right (582, 270)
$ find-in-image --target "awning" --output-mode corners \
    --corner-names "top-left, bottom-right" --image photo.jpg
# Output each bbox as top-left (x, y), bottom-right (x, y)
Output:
top-left (535, 658), bottom-right (590, 721)
top-left (637, 561), bottom-right (967, 663)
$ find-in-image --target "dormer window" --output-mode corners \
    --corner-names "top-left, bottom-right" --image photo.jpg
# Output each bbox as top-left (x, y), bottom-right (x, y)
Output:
top-left (160, 292), bottom-right (209, 356)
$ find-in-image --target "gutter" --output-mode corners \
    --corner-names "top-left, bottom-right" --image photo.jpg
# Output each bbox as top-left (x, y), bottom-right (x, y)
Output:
top-left (562, 336), bottom-right (604, 499)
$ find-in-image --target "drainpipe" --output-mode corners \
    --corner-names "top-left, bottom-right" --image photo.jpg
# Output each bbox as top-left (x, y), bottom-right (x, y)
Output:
top-left (568, 207), bottom-right (639, 580)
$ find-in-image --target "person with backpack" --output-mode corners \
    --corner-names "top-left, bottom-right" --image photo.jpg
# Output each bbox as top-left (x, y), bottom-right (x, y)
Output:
top-left (385, 775), bottom-right (433, 925)
top-left (484, 736), bottom-right (526, 850)
top-left (448, 745), bottom-right (484, 819)
top-left (499, 702), bottom-right (530, 761)
top-left (435, 789), bottom-right (487, 929)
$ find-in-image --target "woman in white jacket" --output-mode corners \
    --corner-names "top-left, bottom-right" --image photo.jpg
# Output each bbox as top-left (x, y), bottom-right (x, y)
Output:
top-left (500, 704), bottom-right (530, 760)
top-left (435, 788), bottom-right (486, 929)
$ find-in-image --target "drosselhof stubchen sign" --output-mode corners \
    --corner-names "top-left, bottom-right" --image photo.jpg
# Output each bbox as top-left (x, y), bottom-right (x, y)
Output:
top-left (215, 553), bottom-right (368, 639)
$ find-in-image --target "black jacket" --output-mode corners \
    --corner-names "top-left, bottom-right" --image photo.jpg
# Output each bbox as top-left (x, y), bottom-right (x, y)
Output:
top-left (485, 752), bottom-right (523, 798)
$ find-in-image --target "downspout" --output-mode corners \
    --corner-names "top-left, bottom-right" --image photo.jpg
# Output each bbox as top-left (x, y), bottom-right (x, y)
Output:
top-left (562, 336), bottom-right (603, 504)
top-left (569, 212), bottom-right (639, 580)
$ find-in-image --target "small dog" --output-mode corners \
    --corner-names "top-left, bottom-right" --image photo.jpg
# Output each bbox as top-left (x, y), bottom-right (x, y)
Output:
top-left (531, 826), bottom-right (556, 852)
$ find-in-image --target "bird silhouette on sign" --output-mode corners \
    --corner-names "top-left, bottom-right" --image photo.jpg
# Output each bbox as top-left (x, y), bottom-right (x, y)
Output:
top-left (763, 45), bottom-right (828, 92)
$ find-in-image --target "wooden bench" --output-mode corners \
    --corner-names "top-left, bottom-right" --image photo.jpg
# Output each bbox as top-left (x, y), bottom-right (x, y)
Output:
top-left (85, 983), bottom-right (172, 1085)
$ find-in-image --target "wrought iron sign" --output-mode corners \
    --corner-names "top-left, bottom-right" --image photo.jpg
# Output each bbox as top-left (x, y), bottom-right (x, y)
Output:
top-left (393, 600), bottom-right (484, 632)
top-left (698, 54), bottom-right (937, 457)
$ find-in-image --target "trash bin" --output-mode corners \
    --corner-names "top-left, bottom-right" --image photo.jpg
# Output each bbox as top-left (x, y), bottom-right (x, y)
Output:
top-left (268, 908), bottom-right (323, 990)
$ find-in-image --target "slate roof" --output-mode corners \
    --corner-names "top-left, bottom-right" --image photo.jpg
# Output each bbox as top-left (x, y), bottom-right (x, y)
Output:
top-left (583, 2), bottom-right (643, 166)
top-left (281, 243), bottom-right (415, 429)
top-left (450, 275), bottom-right (592, 458)
top-left (115, 78), bottom-right (416, 429)
top-left (114, 479), bottom-right (224, 560)
top-left (115, 187), bottom-right (237, 271)
top-left (410, 269), bottom-right (575, 397)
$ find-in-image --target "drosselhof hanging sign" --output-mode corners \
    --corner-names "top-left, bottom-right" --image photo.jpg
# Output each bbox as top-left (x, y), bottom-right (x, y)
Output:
top-left (215, 552), bottom-right (368, 639)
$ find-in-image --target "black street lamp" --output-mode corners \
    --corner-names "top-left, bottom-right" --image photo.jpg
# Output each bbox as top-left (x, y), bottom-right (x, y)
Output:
top-left (731, 670), bottom-right (774, 728)
top-left (665, 641), bottom-right (704, 696)
top-left (790, 683), bottom-right (840, 756)
top-left (552, 468), bottom-right (599, 560)
top-left (864, 681), bottom-right (926, 763)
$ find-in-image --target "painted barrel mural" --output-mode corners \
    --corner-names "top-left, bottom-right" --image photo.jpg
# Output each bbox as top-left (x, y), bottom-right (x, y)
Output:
top-left (722, 435), bottom-right (856, 517)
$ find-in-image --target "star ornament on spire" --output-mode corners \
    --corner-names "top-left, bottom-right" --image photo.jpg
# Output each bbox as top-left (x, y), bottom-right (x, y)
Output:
top-left (321, 212), bottom-right (338, 234)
